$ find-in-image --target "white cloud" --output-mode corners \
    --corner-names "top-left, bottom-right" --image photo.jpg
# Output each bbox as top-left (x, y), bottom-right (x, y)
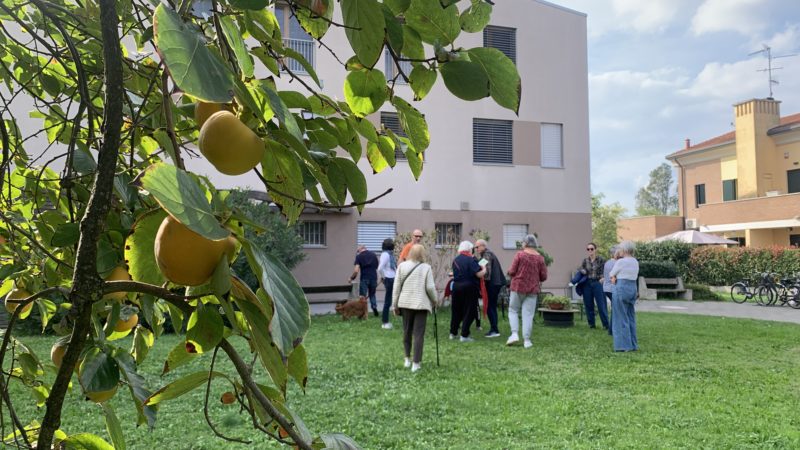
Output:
top-left (691, 0), bottom-right (769, 36)
top-left (765, 24), bottom-right (800, 54)
top-left (611, 0), bottom-right (684, 33)
top-left (680, 59), bottom-right (771, 100)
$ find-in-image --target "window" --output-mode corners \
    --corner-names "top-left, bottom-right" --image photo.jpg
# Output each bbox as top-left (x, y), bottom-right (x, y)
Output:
top-left (694, 184), bottom-right (706, 207)
top-left (384, 50), bottom-right (412, 84)
top-left (380, 112), bottom-right (407, 160)
top-left (722, 179), bottom-right (737, 201)
top-left (435, 223), bottom-right (462, 247)
top-left (790, 234), bottom-right (800, 248)
top-left (483, 25), bottom-right (516, 64)
top-left (357, 221), bottom-right (396, 252)
top-left (473, 118), bottom-right (513, 164)
top-left (503, 224), bottom-right (528, 249)
top-left (541, 123), bottom-right (563, 168)
top-left (788, 169), bottom-right (800, 194)
top-left (275, 4), bottom-right (315, 73)
top-left (299, 221), bottom-right (326, 247)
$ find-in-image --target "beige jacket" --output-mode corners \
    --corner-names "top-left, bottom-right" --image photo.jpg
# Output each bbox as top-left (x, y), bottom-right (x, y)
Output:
top-left (392, 261), bottom-right (438, 312)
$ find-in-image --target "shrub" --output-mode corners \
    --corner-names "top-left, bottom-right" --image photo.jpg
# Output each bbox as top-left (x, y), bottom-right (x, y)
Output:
top-left (688, 246), bottom-right (800, 286)
top-left (634, 241), bottom-right (693, 278)
top-left (638, 260), bottom-right (678, 278)
top-left (543, 295), bottom-right (571, 308)
top-left (685, 283), bottom-right (723, 301)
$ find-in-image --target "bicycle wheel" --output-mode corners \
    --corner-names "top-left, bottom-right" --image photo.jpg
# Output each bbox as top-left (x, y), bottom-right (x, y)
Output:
top-left (730, 282), bottom-right (748, 303)
top-left (785, 284), bottom-right (800, 309)
top-left (756, 286), bottom-right (773, 306)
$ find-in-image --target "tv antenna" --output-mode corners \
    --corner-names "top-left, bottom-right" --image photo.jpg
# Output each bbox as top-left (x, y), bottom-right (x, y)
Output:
top-left (749, 45), bottom-right (797, 98)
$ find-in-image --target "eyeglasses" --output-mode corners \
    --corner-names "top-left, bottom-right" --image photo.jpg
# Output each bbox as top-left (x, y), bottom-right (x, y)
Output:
top-left (413, 235), bottom-right (423, 238)
top-left (586, 247), bottom-right (595, 251)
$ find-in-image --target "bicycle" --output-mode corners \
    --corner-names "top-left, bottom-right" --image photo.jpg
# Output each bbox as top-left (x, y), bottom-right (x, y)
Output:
top-left (730, 273), bottom-right (774, 305)
top-left (729, 279), bottom-right (757, 303)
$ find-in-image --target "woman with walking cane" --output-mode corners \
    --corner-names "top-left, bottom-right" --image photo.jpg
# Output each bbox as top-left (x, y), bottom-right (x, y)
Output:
top-left (393, 244), bottom-right (439, 373)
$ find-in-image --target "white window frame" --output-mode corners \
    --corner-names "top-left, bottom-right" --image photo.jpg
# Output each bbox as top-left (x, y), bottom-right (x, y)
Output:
top-left (299, 221), bottom-right (326, 248)
top-left (503, 224), bottom-right (529, 249)
top-left (435, 223), bottom-right (462, 248)
top-left (541, 123), bottom-right (563, 169)
top-left (473, 118), bottom-right (513, 165)
top-left (357, 221), bottom-right (397, 252)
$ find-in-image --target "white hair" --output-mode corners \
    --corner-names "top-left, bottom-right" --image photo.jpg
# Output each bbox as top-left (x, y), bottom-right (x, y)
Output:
top-left (457, 240), bottom-right (474, 252)
top-left (618, 240), bottom-right (636, 256)
top-left (522, 234), bottom-right (538, 248)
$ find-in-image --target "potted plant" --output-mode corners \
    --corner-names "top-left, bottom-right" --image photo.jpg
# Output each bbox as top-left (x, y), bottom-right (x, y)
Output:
top-left (544, 295), bottom-right (571, 310)
top-left (540, 295), bottom-right (575, 327)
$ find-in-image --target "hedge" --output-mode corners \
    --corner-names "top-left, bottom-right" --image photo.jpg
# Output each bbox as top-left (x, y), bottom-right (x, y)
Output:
top-left (634, 241), bottom-right (693, 279)
top-left (687, 246), bottom-right (800, 286)
top-left (638, 260), bottom-right (678, 279)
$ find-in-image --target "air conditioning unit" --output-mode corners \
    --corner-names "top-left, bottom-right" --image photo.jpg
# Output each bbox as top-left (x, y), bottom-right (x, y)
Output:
top-left (421, 200), bottom-right (431, 210)
top-left (685, 218), bottom-right (698, 229)
top-left (460, 201), bottom-right (470, 211)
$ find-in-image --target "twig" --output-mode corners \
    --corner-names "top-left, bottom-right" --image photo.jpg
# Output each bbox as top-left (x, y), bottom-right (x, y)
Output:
top-left (253, 168), bottom-right (393, 209)
top-left (0, 211), bottom-right (73, 269)
top-left (0, 314), bottom-right (30, 447)
top-left (203, 346), bottom-right (251, 444)
top-left (102, 280), bottom-right (207, 302)
top-left (160, 70), bottom-right (184, 169)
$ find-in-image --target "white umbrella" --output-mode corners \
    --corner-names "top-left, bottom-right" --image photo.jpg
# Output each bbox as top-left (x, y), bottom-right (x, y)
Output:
top-left (653, 230), bottom-right (739, 245)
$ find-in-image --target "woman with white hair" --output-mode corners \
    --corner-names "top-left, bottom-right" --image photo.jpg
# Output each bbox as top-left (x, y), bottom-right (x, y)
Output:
top-left (506, 234), bottom-right (548, 348)
top-left (609, 240), bottom-right (640, 352)
top-left (449, 240), bottom-right (486, 342)
top-left (602, 245), bottom-right (621, 336)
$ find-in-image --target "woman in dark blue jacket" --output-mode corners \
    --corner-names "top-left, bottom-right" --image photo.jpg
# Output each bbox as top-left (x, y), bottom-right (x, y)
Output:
top-left (449, 241), bottom-right (486, 342)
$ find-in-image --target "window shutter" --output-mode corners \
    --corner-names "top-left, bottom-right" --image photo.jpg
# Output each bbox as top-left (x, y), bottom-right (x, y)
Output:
top-left (357, 222), bottom-right (396, 252)
top-left (541, 123), bottom-right (563, 168)
top-left (384, 50), bottom-right (411, 84)
top-left (503, 224), bottom-right (528, 249)
top-left (380, 112), bottom-right (406, 160)
top-left (473, 119), bottom-right (513, 164)
top-left (483, 26), bottom-right (516, 64)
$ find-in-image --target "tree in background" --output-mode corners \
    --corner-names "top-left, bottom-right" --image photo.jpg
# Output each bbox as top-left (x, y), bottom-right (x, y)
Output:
top-left (592, 193), bottom-right (627, 257)
top-left (635, 163), bottom-right (678, 216)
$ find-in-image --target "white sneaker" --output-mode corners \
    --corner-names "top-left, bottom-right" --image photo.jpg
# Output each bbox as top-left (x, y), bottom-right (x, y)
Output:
top-left (404, 357), bottom-right (411, 368)
top-left (449, 333), bottom-right (457, 340)
top-left (524, 340), bottom-right (533, 349)
top-left (382, 322), bottom-right (393, 329)
top-left (460, 336), bottom-right (475, 343)
top-left (411, 363), bottom-right (421, 372)
top-left (506, 333), bottom-right (520, 346)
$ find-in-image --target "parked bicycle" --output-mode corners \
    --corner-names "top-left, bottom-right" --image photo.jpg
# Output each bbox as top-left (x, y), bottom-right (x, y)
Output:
top-left (729, 272), bottom-right (778, 305)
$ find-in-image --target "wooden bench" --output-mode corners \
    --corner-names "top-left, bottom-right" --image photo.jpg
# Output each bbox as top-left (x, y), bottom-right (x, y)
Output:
top-left (638, 277), bottom-right (692, 300)
top-left (302, 282), bottom-right (359, 304)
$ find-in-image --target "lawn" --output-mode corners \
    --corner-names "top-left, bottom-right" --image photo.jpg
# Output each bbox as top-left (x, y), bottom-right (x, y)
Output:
top-left (5, 309), bottom-right (800, 449)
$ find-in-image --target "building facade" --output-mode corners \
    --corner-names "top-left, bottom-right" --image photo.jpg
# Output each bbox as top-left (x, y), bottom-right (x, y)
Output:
top-left (666, 98), bottom-right (800, 247)
top-left (189, 1), bottom-right (592, 290)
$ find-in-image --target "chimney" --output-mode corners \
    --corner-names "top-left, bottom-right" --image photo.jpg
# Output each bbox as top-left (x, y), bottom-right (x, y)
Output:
top-left (685, 139), bottom-right (691, 149)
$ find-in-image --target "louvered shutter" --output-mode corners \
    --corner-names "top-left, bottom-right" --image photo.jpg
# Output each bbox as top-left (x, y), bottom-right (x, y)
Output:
top-left (380, 112), bottom-right (407, 160)
top-left (503, 224), bottom-right (528, 249)
top-left (473, 119), bottom-right (513, 164)
top-left (357, 222), bottom-right (396, 252)
top-left (483, 26), bottom-right (516, 64)
top-left (541, 123), bottom-right (563, 168)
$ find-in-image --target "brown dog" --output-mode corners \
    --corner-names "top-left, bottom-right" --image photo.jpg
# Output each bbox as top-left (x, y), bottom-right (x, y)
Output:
top-left (335, 296), bottom-right (368, 320)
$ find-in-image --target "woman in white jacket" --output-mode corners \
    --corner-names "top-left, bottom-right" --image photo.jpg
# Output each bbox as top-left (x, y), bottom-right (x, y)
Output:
top-left (392, 244), bottom-right (438, 372)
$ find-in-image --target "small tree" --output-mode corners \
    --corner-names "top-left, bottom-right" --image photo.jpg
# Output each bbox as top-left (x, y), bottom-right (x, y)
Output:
top-left (635, 163), bottom-right (678, 216)
top-left (592, 193), bottom-right (627, 257)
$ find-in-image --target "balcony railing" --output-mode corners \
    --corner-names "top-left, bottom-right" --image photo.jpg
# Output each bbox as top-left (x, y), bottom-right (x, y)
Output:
top-left (694, 192), bottom-right (800, 226)
top-left (283, 38), bottom-right (315, 74)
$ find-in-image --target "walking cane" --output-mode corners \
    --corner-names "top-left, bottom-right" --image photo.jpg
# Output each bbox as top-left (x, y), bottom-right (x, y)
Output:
top-left (433, 304), bottom-right (440, 367)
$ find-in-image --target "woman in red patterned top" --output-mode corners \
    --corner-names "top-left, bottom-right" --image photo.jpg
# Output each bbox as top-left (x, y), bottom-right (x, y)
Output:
top-left (506, 234), bottom-right (548, 349)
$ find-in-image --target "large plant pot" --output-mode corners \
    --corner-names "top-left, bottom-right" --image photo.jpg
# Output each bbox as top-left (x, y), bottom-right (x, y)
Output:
top-left (542, 310), bottom-right (575, 327)
top-left (548, 303), bottom-right (564, 310)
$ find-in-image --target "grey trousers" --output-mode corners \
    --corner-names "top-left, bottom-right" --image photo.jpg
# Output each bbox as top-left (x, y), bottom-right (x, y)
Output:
top-left (509, 292), bottom-right (538, 340)
top-left (401, 308), bottom-right (429, 363)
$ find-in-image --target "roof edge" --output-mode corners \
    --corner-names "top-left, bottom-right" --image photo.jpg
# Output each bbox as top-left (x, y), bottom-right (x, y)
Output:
top-left (534, 0), bottom-right (587, 17)
top-left (666, 139), bottom-right (735, 160)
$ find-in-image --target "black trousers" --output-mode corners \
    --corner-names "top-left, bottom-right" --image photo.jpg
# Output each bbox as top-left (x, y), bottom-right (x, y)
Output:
top-left (450, 281), bottom-right (479, 338)
top-left (401, 308), bottom-right (428, 363)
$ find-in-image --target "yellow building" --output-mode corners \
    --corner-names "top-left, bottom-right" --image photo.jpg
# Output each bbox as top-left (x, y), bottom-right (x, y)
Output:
top-left (666, 98), bottom-right (800, 247)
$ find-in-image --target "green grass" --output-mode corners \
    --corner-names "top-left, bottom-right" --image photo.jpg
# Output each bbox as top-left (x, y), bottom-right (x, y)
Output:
top-left (6, 310), bottom-right (800, 449)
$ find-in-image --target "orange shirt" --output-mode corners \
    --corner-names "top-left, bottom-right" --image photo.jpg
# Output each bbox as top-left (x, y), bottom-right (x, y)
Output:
top-left (398, 242), bottom-right (414, 262)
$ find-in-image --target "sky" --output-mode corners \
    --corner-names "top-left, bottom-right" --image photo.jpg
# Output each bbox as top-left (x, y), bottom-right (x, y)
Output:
top-left (553, 0), bottom-right (800, 214)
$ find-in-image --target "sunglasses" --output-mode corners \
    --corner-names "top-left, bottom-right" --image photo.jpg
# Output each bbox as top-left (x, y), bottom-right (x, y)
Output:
top-left (586, 247), bottom-right (595, 251)
top-left (413, 235), bottom-right (423, 238)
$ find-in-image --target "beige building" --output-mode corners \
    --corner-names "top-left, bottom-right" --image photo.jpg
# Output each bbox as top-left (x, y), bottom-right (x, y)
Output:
top-left (665, 98), bottom-right (800, 247)
top-left (190, 1), bottom-right (592, 289)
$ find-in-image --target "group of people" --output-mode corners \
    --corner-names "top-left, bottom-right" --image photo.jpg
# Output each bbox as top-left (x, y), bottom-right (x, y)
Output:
top-left (574, 240), bottom-right (640, 352)
top-left (348, 230), bottom-right (640, 372)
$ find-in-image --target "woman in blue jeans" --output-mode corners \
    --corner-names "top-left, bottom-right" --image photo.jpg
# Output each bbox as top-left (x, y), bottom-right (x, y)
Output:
top-left (579, 242), bottom-right (610, 329)
top-left (378, 238), bottom-right (397, 329)
top-left (609, 240), bottom-right (640, 352)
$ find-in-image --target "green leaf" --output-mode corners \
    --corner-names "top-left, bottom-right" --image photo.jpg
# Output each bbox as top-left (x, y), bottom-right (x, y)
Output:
top-left (238, 238), bottom-right (310, 358)
top-left (320, 433), bottom-right (362, 450)
top-left (79, 348), bottom-right (120, 394)
top-left (295, 0), bottom-right (334, 39)
top-left (153, 4), bottom-right (234, 102)
top-left (405, 0), bottom-right (460, 45)
top-left (278, 91), bottom-right (312, 110)
top-left (401, 25), bottom-right (424, 60)
top-left (351, 117), bottom-right (378, 142)
top-left (439, 60), bottom-right (490, 101)
top-left (114, 350), bottom-right (158, 429)
top-left (100, 404), bottom-right (125, 450)
top-left (209, 257), bottom-right (232, 297)
top-left (63, 433), bottom-right (115, 450)
top-left (263, 140), bottom-right (305, 222)
top-left (96, 238), bottom-right (118, 278)
top-left (138, 163), bottom-right (229, 240)
top-left (151, 129), bottom-right (179, 167)
top-left (229, 0), bottom-right (268, 9)
top-left (409, 64), bottom-right (437, 100)
top-left (259, 81), bottom-right (303, 142)
top-left (366, 141), bottom-right (389, 173)
top-left (145, 371), bottom-right (228, 406)
top-left (384, 0), bottom-right (410, 15)
top-left (331, 158), bottom-right (368, 211)
top-left (162, 339), bottom-right (199, 375)
top-left (35, 298), bottom-right (57, 333)
top-left (467, 47), bottom-right (521, 114)
top-left (392, 96), bottom-right (429, 151)
top-left (244, 9), bottom-right (279, 42)
top-left (288, 344), bottom-right (308, 391)
top-left (251, 46), bottom-right (281, 77)
top-left (341, 0), bottom-right (386, 67)
top-left (186, 302), bottom-right (224, 354)
top-left (281, 46), bottom-right (322, 87)
top-left (460, 0), bottom-right (492, 33)
top-left (219, 16), bottom-right (255, 79)
top-left (125, 209), bottom-right (168, 286)
top-left (344, 69), bottom-right (387, 117)
top-left (383, 5), bottom-right (404, 56)
top-left (50, 222), bottom-right (79, 247)
top-left (132, 326), bottom-right (154, 365)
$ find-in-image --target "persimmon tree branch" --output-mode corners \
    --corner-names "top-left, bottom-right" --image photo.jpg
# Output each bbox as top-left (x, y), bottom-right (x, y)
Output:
top-left (38, 1), bottom-right (124, 447)
top-left (254, 168), bottom-right (393, 209)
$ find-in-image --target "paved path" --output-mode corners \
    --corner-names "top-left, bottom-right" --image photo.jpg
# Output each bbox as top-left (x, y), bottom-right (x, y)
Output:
top-left (636, 300), bottom-right (800, 325)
